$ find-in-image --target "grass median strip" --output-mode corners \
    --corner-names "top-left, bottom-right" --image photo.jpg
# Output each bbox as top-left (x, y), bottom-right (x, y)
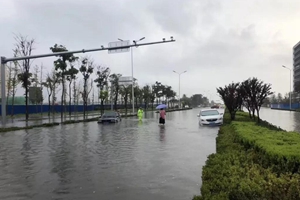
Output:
top-left (233, 121), bottom-right (300, 174)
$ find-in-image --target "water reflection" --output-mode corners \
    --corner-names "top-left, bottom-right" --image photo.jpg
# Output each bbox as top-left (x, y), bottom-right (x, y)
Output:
top-left (49, 126), bottom-right (75, 196)
top-left (256, 108), bottom-right (298, 132)
top-left (293, 111), bottom-right (300, 132)
top-left (159, 126), bottom-right (166, 142)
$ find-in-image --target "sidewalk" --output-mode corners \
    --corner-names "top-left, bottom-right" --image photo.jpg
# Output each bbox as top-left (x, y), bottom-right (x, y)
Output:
top-left (0, 112), bottom-right (137, 128)
top-left (0, 108), bottom-right (191, 129)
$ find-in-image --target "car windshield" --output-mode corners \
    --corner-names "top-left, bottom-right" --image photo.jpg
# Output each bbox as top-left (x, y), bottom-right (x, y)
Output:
top-left (103, 112), bottom-right (116, 117)
top-left (201, 110), bottom-right (219, 116)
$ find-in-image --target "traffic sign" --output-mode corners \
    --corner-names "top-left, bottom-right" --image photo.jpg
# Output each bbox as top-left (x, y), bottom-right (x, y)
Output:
top-left (108, 40), bottom-right (130, 54)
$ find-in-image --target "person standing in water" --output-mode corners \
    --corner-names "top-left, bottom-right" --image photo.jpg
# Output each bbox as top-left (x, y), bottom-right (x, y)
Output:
top-left (159, 108), bottom-right (166, 125)
top-left (137, 107), bottom-right (144, 121)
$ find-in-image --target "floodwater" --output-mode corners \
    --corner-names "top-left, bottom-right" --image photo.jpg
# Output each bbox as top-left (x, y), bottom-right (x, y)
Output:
top-left (0, 108), bottom-right (221, 200)
top-left (250, 107), bottom-right (300, 132)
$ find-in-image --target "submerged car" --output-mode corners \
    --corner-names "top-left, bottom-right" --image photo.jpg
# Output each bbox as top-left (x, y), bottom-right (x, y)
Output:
top-left (197, 109), bottom-right (223, 126)
top-left (98, 111), bottom-right (122, 123)
top-left (211, 105), bottom-right (219, 109)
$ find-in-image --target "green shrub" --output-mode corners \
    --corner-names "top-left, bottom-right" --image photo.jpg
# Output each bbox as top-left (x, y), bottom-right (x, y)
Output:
top-left (196, 124), bottom-right (300, 199)
top-left (232, 121), bottom-right (300, 173)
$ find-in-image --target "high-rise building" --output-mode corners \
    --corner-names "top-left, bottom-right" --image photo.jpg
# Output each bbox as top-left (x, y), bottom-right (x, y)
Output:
top-left (293, 42), bottom-right (300, 92)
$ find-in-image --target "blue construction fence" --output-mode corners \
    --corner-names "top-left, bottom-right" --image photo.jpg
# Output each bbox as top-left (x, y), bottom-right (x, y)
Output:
top-left (270, 103), bottom-right (300, 110)
top-left (1, 104), bottom-right (150, 115)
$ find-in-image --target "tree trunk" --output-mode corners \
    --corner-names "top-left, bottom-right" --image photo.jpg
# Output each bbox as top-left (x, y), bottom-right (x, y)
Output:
top-left (61, 76), bottom-right (65, 121)
top-left (252, 108), bottom-right (255, 120)
top-left (256, 107), bottom-right (261, 123)
top-left (246, 107), bottom-right (252, 118)
top-left (84, 99), bottom-right (87, 119)
top-left (125, 97), bottom-right (128, 115)
top-left (69, 82), bottom-right (72, 116)
top-left (114, 89), bottom-right (118, 110)
top-left (11, 93), bottom-right (15, 117)
top-left (52, 91), bottom-right (55, 116)
top-left (135, 97), bottom-right (138, 109)
top-left (83, 99), bottom-right (86, 119)
top-left (101, 99), bottom-right (104, 115)
top-left (83, 94), bottom-right (86, 119)
top-left (230, 111), bottom-right (235, 120)
top-left (48, 95), bottom-right (51, 117)
top-left (25, 87), bottom-right (29, 121)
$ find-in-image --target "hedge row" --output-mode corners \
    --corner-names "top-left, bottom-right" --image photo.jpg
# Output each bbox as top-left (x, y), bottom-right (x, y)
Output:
top-left (233, 121), bottom-right (300, 174)
top-left (193, 111), bottom-right (300, 200)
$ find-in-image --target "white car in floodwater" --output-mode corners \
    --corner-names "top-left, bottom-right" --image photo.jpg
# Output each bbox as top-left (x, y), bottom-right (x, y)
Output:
top-left (197, 109), bottom-right (224, 126)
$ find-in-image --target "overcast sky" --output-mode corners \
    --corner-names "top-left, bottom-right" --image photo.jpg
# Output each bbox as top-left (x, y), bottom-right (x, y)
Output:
top-left (1, 0), bottom-right (300, 102)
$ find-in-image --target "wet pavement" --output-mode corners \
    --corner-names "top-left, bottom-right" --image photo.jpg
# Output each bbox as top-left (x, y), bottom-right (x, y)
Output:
top-left (0, 108), bottom-right (221, 200)
top-left (0, 113), bottom-right (99, 128)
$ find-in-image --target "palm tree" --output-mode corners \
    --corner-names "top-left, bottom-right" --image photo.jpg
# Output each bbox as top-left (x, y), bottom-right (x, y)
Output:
top-left (119, 84), bottom-right (131, 114)
top-left (153, 81), bottom-right (163, 105)
top-left (134, 85), bottom-right (142, 109)
top-left (150, 84), bottom-right (156, 110)
top-left (142, 85), bottom-right (151, 109)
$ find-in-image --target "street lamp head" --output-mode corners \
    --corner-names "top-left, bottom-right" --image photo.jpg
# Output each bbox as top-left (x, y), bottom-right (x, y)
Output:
top-left (282, 65), bottom-right (291, 70)
top-left (184, 70), bottom-right (187, 73)
top-left (173, 70), bottom-right (177, 73)
top-left (118, 38), bottom-right (123, 41)
top-left (139, 37), bottom-right (145, 41)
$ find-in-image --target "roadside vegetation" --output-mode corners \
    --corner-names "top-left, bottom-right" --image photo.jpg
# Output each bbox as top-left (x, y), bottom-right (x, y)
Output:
top-left (4, 34), bottom-right (210, 122)
top-left (216, 77), bottom-right (272, 122)
top-left (193, 78), bottom-right (300, 199)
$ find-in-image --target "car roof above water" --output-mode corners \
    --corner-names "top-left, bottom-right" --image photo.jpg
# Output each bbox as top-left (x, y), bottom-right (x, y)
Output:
top-left (200, 109), bottom-right (219, 112)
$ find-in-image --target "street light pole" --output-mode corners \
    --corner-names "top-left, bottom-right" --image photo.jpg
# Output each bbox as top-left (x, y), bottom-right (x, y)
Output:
top-left (282, 65), bottom-right (292, 111)
top-left (173, 70), bottom-right (187, 108)
top-left (118, 37), bottom-right (145, 114)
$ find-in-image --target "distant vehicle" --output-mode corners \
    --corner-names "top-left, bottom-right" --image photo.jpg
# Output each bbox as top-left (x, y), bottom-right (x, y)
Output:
top-left (211, 105), bottom-right (219, 109)
top-left (197, 109), bottom-right (223, 126)
top-left (98, 111), bottom-right (121, 123)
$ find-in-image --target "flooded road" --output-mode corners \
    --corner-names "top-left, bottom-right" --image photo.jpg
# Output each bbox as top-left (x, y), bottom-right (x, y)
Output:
top-left (0, 108), bottom-right (220, 200)
top-left (251, 107), bottom-right (300, 132)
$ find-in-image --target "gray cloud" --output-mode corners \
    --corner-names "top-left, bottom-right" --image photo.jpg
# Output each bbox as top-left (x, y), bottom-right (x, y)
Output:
top-left (0, 0), bottom-right (299, 101)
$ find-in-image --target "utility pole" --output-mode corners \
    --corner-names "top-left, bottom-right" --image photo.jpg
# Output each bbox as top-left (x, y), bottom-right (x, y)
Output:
top-left (40, 64), bottom-right (43, 116)
top-left (173, 70), bottom-right (187, 108)
top-left (282, 65), bottom-right (292, 111)
top-left (118, 37), bottom-right (145, 114)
